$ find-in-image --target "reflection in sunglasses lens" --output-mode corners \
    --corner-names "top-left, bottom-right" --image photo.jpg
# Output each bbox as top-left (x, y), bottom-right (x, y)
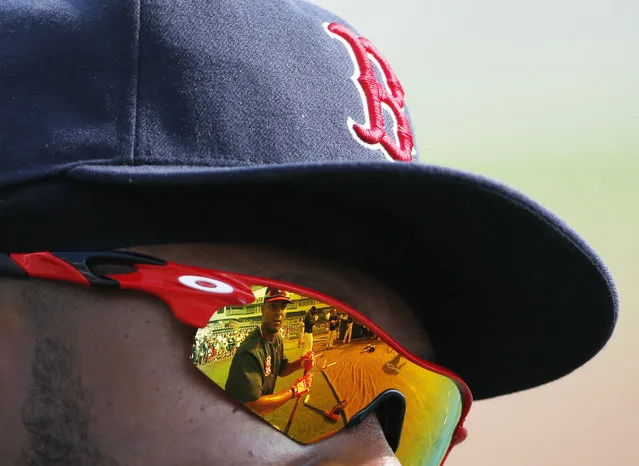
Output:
top-left (191, 284), bottom-right (461, 465)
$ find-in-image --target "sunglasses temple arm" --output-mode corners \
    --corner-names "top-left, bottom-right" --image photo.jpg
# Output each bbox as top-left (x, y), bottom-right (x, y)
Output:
top-left (0, 254), bottom-right (28, 279)
top-left (0, 251), bottom-right (168, 286)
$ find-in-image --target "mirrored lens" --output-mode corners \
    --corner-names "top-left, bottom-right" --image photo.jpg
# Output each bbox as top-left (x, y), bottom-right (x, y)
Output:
top-left (191, 284), bottom-right (461, 465)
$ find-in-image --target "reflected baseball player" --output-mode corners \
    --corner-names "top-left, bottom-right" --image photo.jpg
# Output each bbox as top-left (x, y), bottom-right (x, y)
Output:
top-left (342, 314), bottom-right (354, 344)
top-left (302, 306), bottom-right (318, 353)
top-left (326, 309), bottom-right (340, 349)
top-left (225, 287), bottom-right (315, 415)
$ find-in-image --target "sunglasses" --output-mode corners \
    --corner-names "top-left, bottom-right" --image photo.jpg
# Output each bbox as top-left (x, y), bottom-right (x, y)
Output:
top-left (1, 250), bottom-right (472, 466)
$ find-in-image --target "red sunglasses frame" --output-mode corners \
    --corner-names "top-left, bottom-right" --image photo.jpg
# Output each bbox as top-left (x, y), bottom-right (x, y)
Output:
top-left (1, 250), bottom-right (471, 463)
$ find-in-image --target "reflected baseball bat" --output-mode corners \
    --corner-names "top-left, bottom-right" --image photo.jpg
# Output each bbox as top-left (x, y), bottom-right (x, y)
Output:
top-left (284, 367), bottom-right (310, 434)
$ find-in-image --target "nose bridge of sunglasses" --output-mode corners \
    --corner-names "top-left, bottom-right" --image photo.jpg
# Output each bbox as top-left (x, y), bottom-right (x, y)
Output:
top-left (189, 283), bottom-right (463, 464)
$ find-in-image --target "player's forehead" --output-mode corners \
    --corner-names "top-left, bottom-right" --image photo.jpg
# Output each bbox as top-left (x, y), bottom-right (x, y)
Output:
top-left (264, 300), bottom-right (287, 309)
top-left (130, 243), bottom-right (388, 307)
top-left (129, 243), bottom-right (434, 360)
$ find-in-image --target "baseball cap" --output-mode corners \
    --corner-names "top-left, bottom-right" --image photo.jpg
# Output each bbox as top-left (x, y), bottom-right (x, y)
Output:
top-left (0, 0), bottom-right (616, 400)
top-left (264, 287), bottom-right (293, 303)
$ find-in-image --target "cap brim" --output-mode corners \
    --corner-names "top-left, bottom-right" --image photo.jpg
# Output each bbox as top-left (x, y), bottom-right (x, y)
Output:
top-left (0, 161), bottom-right (617, 400)
top-left (265, 296), bottom-right (293, 303)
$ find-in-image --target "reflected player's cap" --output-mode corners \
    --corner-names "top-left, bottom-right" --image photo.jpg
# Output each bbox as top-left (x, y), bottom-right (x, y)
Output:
top-left (264, 287), bottom-right (293, 303)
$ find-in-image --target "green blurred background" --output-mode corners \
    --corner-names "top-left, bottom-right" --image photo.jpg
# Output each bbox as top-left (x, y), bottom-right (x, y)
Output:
top-left (313, 1), bottom-right (637, 465)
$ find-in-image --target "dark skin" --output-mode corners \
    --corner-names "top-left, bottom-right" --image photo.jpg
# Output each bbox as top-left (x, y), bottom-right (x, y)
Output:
top-left (244, 300), bottom-right (311, 416)
top-left (0, 243), bottom-right (437, 465)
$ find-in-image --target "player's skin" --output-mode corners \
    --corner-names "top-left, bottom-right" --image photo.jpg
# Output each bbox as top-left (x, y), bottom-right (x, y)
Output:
top-left (244, 299), bottom-right (311, 416)
top-left (263, 299), bottom-right (289, 336)
top-left (0, 243), bottom-right (436, 465)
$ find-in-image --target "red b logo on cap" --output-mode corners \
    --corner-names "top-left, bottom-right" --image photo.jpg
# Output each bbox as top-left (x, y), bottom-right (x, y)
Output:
top-left (325, 22), bottom-right (415, 162)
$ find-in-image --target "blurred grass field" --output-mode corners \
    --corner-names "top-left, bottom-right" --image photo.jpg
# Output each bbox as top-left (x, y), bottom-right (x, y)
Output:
top-left (437, 155), bottom-right (639, 466)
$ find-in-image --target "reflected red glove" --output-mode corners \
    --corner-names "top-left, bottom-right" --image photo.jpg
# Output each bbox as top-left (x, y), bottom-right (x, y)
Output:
top-left (291, 372), bottom-right (313, 397)
top-left (300, 350), bottom-right (316, 372)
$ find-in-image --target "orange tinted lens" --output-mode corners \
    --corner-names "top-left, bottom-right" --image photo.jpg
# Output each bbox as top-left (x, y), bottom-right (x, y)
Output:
top-left (191, 285), bottom-right (462, 466)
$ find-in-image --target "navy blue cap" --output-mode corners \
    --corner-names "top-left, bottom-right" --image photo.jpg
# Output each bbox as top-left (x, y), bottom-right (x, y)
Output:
top-left (0, 0), bottom-right (617, 400)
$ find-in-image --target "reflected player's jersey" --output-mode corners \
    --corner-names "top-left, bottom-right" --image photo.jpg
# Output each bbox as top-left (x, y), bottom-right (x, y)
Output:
top-left (329, 315), bottom-right (339, 331)
top-left (304, 314), bottom-right (316, 333)
top-left (225, 327), bottom-right (288, 402)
